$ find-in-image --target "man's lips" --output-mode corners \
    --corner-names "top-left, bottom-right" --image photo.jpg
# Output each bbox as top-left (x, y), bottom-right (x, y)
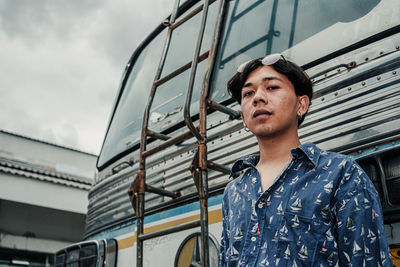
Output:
top-left (252, 109), bottom-right (272, 118)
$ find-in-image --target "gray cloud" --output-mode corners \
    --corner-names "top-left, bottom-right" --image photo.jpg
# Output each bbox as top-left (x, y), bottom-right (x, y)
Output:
top-left (0, 0), bottom-right (173, 154)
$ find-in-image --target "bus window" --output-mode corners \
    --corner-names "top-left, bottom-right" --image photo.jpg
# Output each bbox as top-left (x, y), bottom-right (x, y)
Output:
top-left (55, 252), bottom-right (66, 267)
top-left (149, 60), bottom-right (207, 133)
top-left (79, 244), bottom-right (97, 267)
top-left (105, 239), bottom-right (117, 267)
top-left (358, 159), bottom-right (384, 204)
top-left (382, 149), bottom-right (400, 205)
top-left (97, 28), bottom-right (167, 169)
top-left (160, 1), bottom-right (218, 76)
top-left (148, 2), bottom-right (218, 132)
top-left (66, 249), bottom-right (79, 267)
top-left (211, 0), bottom-right (399, 103)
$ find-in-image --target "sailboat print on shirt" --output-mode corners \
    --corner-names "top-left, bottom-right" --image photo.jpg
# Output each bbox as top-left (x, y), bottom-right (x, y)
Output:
top-left (327, 251), bottom-right (336, 265)
top-left (364, 197), bottom-right (371, 209)
top-left (367, 228), bottom-right (377, 243)
top-left (346, 217), bottom-right (356, 231)
top-left (315, 193), bottom-right (322, 204)
top-left (259, 257), bottom-right (269, 266)
top-left (284, 245), bottom-right (291, 259)
top-left (321, 204), bottom-right (330, 218)
top-left (323, 181), bottom-right (333, 193)
top-left (277, 201), bottom-right (284, 215)
top-left (274, 185), bottom-right (285, 198)
top-left (298, 244), bottom-right (309, 260)
top-left (290, 198), bottom-right (302, 211)
top-left (291, 215), bottom-right (300, 227)
top-left (233, 228), bottom-right (243, 241)
top-left (321, 240), bottom-right (327, 253)
top-left (343, 251), bottom-right (352, 266)
top-left (338, 159), bottom-right (347, 168)
top-left (230, 246), bottom-right (239, 260)
top-left (353, 196), bottom-right (360, 211)
top-left (326, 228), bottom-right (334, 241)
top-left (353, 241), bottom-right (362, 256)
top-left (365, 246), bottom-right (374, 261)
top-left (323, 159), bottom-right (332, 170)
top-left (266, 194), bottom-right (272, 206)
top-left (290, 175), bottom-right (299, 185)
top-left (279, 224), bottom-right (289, 240)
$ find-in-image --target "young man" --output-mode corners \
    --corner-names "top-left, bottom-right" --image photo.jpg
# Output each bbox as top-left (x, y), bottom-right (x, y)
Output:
top-left (219, 54), bottom-right (392, 266)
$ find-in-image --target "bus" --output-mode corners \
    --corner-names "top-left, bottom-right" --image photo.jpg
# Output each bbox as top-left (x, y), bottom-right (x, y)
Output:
top-left (55, 0), bottom-right (400, 266)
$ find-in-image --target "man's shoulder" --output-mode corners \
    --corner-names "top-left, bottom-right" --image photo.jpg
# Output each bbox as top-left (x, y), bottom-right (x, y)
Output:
top-left (310, 143), bottom-right (357, 169)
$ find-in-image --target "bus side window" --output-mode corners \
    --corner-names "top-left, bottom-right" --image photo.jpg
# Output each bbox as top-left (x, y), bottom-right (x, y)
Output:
top-left (79, 244), bottom-right (97, 267)
top-left (55, 251), bottom-right (66, 267)
top-left (105, 239), bottom-right (118, 267)
top-left (66, 248), bottom-right (79, 267)
top-left (382, 149), bottom-right (400, 205)
top-left (358, 158), bottom-right (384, 204)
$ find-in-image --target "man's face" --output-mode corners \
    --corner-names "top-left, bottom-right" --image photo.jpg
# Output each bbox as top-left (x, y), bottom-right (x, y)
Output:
top-left (240, 65), bottom-right (308, 139)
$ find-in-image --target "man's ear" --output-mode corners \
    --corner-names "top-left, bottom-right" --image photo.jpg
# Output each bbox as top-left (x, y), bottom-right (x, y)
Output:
top-left (297, 95), bottom-right (310, 116)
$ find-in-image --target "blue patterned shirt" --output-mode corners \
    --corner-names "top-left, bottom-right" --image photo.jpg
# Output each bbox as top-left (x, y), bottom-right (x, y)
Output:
top-left (219, 143), bottom-right (392, 267)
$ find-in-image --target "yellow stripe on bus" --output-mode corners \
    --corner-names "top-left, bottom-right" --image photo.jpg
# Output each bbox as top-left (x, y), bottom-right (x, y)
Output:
top-left (118, 208), bottom-right (222, 250)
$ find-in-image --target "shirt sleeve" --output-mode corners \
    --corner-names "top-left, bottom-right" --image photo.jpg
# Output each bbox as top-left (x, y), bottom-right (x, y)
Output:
top-left (219, 187), bottom-right (230, 267)
top-left (333, 161), bottom-right (392, 266)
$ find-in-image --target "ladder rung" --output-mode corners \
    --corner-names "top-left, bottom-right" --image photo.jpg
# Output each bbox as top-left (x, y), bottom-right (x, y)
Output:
top-left (143, 130), bottom-right (193, 158)
top-left (138, 220), bottom-right (201, 241)
top-left (170, 0), bottom-right (217, 30)
top-left (154, 50), bottom-right (209, 87)
top-left (207, 160), bottom-right (231, 175)
top-left (207, 99), bottom-right (241, 119)
top-left (146, 129), bottom-right (171, 141)
top-left (145, 184), bottom-right (180, 198)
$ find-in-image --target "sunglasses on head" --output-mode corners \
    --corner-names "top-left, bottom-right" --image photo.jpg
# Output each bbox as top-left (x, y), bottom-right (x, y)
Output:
top-left (237, 53), bottom-right (287, 73)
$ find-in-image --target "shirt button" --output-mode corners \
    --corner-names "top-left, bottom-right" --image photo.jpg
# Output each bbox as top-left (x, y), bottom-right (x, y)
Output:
top-left (258, 203), bottom-right (264, 208)
top-left (251, 237), bottom-right (256, 242)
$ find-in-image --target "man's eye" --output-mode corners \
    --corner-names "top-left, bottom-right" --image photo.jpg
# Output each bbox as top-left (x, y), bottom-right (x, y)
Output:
top-left (243, 91), bottom-right (254, 97)
top-left (267, 86), bottom-right (279, 90)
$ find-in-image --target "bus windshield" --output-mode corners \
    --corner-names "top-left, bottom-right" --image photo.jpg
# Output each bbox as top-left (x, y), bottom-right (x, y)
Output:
top-left (97, 0), bottom-right (399, 170)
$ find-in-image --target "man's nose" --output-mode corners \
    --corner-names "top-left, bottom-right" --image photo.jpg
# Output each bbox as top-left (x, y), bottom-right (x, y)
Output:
top-left (253, 88), bottom-right (267, 105)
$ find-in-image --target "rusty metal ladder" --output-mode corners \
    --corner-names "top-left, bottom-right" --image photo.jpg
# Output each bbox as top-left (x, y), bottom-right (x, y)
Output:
top-left (128, 0), bottom-right (239, 266)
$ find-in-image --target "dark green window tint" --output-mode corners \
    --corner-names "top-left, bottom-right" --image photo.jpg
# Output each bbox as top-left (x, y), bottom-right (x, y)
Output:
top-left (383, 149), bottom-right (400, 205)
top-left (79, 244), bottom-right (97, 267)
top-left (66, 249), bottom-right (79, 267)
top-left (210, 0), bottom-right (394, 103)
top-left (98, 29), bottom-right (167, 167)
top-left (55, 252), bottom-right (66, 267)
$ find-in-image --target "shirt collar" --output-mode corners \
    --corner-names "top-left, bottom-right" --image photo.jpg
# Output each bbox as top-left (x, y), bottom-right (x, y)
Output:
top-left (230, 142), bottom-right (322, 177)
top-left (293, 142), bottom-right (322, 167)
top-left (230, 154), bottom-right (259, 178)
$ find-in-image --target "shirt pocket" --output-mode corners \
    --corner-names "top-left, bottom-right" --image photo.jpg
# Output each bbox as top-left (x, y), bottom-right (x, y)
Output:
top-left (276, 211), bottom-right (320, 265)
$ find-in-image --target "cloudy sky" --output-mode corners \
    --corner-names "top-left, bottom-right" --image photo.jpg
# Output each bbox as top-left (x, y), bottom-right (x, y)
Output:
top-left (0, 0), bottom-right (172, 155)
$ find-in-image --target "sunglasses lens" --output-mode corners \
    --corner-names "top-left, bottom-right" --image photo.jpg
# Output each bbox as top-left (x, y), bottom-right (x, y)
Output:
top-left (237, 59), bottom-right (252, 73)
top-left (261, 54), bottom-right (282, 65)
top-left (237, 54), bottom-right (284, 73)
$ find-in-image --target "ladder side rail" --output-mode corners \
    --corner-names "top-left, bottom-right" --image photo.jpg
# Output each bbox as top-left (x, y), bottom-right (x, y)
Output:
top-left (183, 0), bottom-right (211, 142)
top-left (135, 1), bottom-right (181, 266)
top-left (199, 0), bottom-right (228, 266)
top-left (182, 2), bottom-right (212, 265)
top-left (200, 0), bottom-right (226, 266)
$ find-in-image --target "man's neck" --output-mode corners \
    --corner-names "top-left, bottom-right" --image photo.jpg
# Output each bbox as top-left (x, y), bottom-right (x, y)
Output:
top-left (256, 131), bottom-right (301, 166)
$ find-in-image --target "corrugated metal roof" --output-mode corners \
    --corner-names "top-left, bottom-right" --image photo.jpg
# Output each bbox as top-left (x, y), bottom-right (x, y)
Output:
top-left (0, 129), bottom-right (97, 157)
top-left (0, 157), bottom-right (92, 190)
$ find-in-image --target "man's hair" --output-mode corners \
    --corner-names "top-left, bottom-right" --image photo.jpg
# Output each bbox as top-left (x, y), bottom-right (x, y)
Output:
top-left (227, 57), bottom-right (313, 126)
